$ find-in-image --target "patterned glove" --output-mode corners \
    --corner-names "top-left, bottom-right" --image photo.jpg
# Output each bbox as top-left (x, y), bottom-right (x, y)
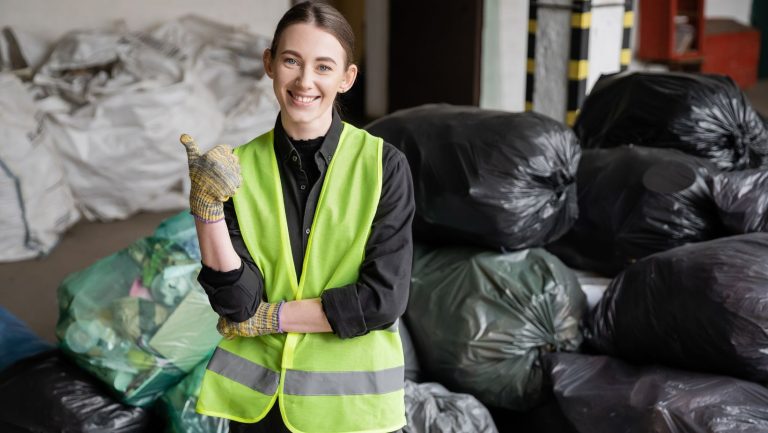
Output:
top-left (217, 301), bottom-right (285, 339)
top-left (180, 133), bottom-right (242, 223)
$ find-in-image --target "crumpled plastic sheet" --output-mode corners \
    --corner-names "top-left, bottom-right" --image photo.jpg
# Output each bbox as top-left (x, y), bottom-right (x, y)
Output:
top-left (546, 352), bottom-right (768, 433)
top-left (575, 71), bottom-right (768, 170)
top-left (585, 233), bottom-right (768, 383)
top-left (366, 104), bottom-right (580, 251)
top-left (404, 381), bottom-right (498, 433)
top-left (161, 357), bottom-right (228, 433)
top-left (405, 246), bottom-right (586, 410)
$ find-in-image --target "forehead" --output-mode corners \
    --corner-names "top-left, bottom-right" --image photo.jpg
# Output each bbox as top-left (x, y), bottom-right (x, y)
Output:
top-left (276, 23), bottom-right (346, 62)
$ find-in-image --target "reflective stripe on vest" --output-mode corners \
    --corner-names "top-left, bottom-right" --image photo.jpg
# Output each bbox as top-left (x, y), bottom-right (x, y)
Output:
top-left (196, 123), bottom-right (406, 433)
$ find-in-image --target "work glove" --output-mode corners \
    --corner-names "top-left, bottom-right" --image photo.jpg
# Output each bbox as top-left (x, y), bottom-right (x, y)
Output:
top-left (217, 300), bottom-right (285, 339)
top-left (180, 133), bottom-right (241, 223)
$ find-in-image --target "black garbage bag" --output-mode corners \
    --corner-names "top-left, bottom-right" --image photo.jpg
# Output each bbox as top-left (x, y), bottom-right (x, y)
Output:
top-left (0, 350), bottom-right (159, 432)
top-left (548, 146), bottom-right (723, 276)
top-left (575, 71), bottom-right (768, 170)
top-left (710, 169), bottom-right (768, 233)
top-left (585, 233), bottom-right (768, 382)
top-left (404, 381), bottom-right (498, 433)
top-left (405, 247), bottom-right (586, 411)
top-left (399, 319), bottom-right (422, 383)
top-left (546, 352), bottom-right (768, 433)
top-left (366, 104), bottom-right (579, 251)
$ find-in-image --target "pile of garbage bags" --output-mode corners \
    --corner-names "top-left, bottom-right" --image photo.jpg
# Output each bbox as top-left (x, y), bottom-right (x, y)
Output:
top-left (366, 104), bottom-right (580, 251)
top-left (2, 15), bottom-right (280, 262)
top-left (575, 71), bottom-right (768, 170)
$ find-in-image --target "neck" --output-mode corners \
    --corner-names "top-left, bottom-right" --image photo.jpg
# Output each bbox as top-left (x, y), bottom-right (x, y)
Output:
top-left (281, 110), bottom-right (333, 140)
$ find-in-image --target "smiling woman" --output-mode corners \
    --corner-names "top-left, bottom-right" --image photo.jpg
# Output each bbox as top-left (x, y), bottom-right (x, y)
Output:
top-left (180, 2), bottom-right (414, 433)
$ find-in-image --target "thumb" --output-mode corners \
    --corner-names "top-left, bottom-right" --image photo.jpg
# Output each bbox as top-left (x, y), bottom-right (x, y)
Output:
top-left (180, 133), bottom-right (201, 163)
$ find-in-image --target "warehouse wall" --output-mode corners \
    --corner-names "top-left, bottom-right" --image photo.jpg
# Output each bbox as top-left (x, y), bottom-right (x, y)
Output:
top-left (480, 0), bottom-right (755, 113)
top-left (0, 0), bottom-right (290, 43)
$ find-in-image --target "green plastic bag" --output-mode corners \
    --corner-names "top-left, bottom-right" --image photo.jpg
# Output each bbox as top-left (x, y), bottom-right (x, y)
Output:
top-left (160, 357), bottom-right (229, 433)
top-left (405, 246), bottom-right (587, 411)
top-left (56, 211), bottom-right (222, 407)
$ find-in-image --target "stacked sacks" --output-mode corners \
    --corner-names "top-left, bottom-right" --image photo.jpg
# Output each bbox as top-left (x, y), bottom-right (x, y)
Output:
top-left (367, 104), bottom-right (580, 251)
top-left (34, 27), bottom-right (224, 220)
top-left (56, 212), bottom-right (222, 407)
top-left (548, 146), bottom-right (724, 276)
top-left (405, 247), bottom-right (586, 411)
top-left (584, 234), bottom-right (768, 382)
top-left (546, 352), bottom-right (768, 433)
top-left (574, 71), bottom-right (768, 170)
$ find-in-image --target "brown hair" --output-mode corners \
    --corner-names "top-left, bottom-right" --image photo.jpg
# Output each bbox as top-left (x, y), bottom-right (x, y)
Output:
top-left (269, 1), bottom-right (355, 68)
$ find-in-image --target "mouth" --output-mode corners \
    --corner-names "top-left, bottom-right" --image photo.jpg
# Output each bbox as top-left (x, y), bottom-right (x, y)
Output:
top-left (288, 90), bottom-right (320, 106)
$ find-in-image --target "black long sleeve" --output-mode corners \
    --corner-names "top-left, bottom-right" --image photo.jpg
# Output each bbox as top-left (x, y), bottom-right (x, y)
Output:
top-left (197, 112), bottom-right (414, 337)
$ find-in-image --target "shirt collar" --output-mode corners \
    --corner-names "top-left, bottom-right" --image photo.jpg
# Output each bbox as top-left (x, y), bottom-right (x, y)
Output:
top-left (273, 110), bottom-right (344, 165)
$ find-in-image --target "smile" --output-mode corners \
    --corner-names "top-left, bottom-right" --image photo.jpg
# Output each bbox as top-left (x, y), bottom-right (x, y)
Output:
top-left (289, 91), bottom-right (320, 105)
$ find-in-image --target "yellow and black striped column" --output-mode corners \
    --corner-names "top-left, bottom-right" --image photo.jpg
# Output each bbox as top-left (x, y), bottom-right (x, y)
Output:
top-left (566, 0), bottom-right (591, 127)
top-left (525, 0), bottom-right (537, 112)
top-left (620, 0), bottom-right (634, 71)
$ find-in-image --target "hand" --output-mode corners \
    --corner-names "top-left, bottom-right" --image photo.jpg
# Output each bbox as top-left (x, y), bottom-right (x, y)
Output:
top-left (180, 133), bottom-right (242, 223)
top-left (216, 301), bottom-right (285, 339)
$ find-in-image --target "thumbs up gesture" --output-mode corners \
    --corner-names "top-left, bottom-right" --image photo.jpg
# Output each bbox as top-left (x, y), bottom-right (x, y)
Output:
top-left (180, 134), bottom-right (242, 223)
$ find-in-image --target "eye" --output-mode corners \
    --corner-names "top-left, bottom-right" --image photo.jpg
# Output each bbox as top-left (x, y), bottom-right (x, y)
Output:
top-left (318, 64), bottom-right (333, 72)
top-left (284, 57), bottom-right (299, 66)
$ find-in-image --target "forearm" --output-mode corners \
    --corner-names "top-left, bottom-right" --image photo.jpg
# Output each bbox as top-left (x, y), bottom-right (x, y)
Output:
top-left (195, 218), bottom-right (241, 272)
top-left (280, 298), bottom-right (332, 333)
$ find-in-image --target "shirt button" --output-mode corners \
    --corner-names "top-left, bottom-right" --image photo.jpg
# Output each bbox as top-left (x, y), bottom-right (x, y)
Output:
top-left (300, 184), bottom-right (306, 190)
top-left (305, 228), bottom-right (310, 235)
top-left (291, 155), bottom-right (298, 162)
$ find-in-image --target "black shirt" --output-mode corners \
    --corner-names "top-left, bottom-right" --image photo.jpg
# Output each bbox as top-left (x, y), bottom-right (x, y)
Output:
top-left (197, 111), bottom-right (415, 339)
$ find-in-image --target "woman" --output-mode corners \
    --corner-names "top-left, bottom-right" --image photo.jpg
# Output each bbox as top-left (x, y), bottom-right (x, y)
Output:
top-left (180, 2), bottom-right (414, 432)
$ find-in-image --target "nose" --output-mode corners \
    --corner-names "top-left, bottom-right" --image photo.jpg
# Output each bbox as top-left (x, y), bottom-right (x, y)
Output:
top-left (295, 67), bottom-right (313, 90)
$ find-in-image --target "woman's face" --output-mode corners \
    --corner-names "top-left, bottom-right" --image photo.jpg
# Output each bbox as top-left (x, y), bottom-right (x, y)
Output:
top-left (264, 23), bottom-right (357, 138)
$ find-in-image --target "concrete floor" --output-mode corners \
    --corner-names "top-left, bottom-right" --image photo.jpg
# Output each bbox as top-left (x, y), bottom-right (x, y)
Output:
top-left (2, 79), bottom-right (768, 344)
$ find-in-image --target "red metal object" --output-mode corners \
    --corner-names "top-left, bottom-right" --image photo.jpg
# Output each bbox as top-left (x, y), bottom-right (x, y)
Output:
top-left (702, 18), bottom-right (760, 89)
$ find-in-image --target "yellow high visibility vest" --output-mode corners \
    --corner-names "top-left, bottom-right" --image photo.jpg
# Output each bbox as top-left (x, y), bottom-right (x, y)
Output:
top-left (196, 123), bottom-right (406, 433)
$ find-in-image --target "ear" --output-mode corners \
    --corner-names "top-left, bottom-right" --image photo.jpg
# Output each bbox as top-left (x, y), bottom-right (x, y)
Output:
top-left (263, 48), bottom-right (275, 78)
top-left (340, 64), bottom-right (358, 93)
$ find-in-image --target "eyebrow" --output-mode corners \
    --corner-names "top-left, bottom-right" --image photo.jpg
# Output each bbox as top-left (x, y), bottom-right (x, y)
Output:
top-left (280, 50), bottom-right (338, 65)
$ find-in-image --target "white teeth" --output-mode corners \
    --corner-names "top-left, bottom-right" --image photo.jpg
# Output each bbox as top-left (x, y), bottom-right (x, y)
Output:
top-left (291, 93), bottom-right (316, 103)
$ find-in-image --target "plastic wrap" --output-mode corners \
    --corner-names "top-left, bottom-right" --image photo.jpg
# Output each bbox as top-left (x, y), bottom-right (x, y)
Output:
top-left (366, 104), bottom-right (579, 251)
top-left (710, 169), bottom-right (768, 233)
top-left (548, 146), bottom-right (723, 276)
top-left (403, 381), bottom-right (498, 433)
top-left (585, 233), bottom-right (768, 382)
top-left (0, 350), bottom-right (158, 432)
top-left (547, 352), bottom-right (768, 433)
top-left (574, 71), bottom-right (768, 170)
top-left (56, 211), bottom-right (222, 406)
top-left (405, 247), bottom-right (586, 410)
top-left (160, 358), bottom-right (228, 433)
top-left (0, 306), bottom-right (52, 372)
